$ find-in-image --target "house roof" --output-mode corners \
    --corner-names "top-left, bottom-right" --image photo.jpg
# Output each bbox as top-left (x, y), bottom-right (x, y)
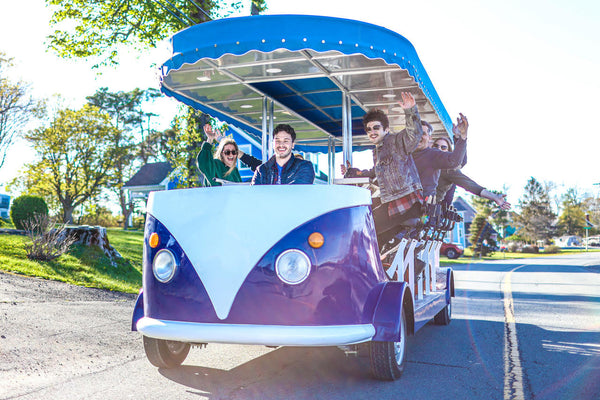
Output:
top-left (452, 196), bottom-right (477, 224)
top-left (124, 162), bottom-right (173, 188)
top-left (452, 196), bottom-right (475, 213)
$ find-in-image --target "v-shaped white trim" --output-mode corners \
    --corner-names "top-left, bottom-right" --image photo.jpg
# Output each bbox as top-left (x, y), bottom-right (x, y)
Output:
top-left (148, 185), bottom-right (371, 319)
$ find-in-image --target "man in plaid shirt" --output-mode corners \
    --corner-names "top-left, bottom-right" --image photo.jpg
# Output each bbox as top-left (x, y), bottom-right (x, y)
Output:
top-left (342, 92), bottom-right (424, 250)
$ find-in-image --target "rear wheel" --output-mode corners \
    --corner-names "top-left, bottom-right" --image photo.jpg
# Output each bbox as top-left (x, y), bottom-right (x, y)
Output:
top-left (434, 297), bottom-right (452, 325)
top-left (370, 309), bottom-right (407, 381)
top-left (143, 336), bottom-right (190, 368)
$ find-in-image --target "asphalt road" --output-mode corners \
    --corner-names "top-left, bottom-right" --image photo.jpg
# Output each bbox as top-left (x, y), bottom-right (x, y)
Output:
top-left (1, 252), bottom-right (599, 400)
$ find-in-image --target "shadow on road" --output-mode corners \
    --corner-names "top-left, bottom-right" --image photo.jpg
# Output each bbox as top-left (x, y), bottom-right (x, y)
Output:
top-left (159, 346), bottom-right (375, 399)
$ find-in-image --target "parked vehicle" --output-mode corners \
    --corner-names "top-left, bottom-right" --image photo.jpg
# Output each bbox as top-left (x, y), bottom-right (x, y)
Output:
top-left (132, 14), bottom-right (457, 381)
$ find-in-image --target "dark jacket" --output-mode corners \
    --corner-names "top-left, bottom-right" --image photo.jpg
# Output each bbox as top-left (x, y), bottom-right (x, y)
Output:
top-left (240, 153), bottom-right (262, 171)
top-left (252, 155), bottom-right (315, 185)
top-left (437, 169), bottom-right (485, 205)
top-left (413, 137), bottom-right (467, 198)
top-left (345, 106), bottom-right (424, 203)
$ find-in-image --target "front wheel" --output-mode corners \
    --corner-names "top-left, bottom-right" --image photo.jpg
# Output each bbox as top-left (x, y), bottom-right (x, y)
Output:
top-left (143, 336), bottom-right (190, 368)
top-left (369, 309), bottom-right (407, 381)
top-left (434, 298), bottom-right (452, 325)
top-left (445, 248), bottom-right (458, 259)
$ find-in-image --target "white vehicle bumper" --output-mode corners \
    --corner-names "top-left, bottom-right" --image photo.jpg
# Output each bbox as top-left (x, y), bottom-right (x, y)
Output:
top-left (137, 317), bottom-right (376, 346)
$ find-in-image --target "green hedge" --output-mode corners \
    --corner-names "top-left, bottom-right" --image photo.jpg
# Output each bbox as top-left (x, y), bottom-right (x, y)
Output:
top-left (10, 195), bottom-right (49, 230)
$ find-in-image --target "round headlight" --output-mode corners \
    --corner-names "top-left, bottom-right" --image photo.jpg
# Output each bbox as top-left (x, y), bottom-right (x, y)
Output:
top-left (275, 249), bottom-right (311, 285)
top-left (152, 249), bottom-right (178, 283)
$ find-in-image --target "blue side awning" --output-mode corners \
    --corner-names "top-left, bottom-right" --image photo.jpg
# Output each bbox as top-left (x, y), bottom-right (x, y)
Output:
top-left (159, 14), bottom-right (452, 152)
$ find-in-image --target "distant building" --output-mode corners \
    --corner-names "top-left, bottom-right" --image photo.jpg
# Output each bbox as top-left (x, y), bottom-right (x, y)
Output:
top-left (447, 196), bottom-right (475, 248)
top-left (553, 235), bottom-right (582, 247)
top-left (0, 194), bottom-right (10, 219)
top-left (124, 162), bottom-right (175, 202)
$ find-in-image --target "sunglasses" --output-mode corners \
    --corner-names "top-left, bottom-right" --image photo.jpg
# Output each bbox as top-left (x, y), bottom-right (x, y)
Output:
top-left (365, 124), bottom-right (383, 133)
top-left (223, 150), bottom-right (238, 156)
top-left (432, 144), bottom-right (448, 150)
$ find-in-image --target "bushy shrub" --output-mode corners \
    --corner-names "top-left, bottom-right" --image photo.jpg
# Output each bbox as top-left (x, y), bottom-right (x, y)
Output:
top-left (521, 245), bottom-right (539, 254)
top-left (10, 195), bottom-right (49, 230)
top-left (505, 234), bottom-right (526, 243)
top-left (132, 215), bottom-right (146, 230)
top-left (22, 214), bottom-right (76, 261)
top-left (507, 242), bottom-right (523, 253)
top-left (78, 205), bottom-right (120, 228)
top-left (543, 245), bottom-right (561, 254)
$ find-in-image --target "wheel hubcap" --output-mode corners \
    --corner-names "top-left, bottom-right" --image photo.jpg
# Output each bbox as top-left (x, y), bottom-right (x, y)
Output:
top-left (394, 322), bottom-right (406, 365)
top-left (166, 341), bottom-right (186, 355)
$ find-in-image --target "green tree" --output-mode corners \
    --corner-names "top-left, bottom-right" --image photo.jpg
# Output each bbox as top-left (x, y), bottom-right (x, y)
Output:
top-left (149, 108), bottom-right (210, 188)
top-left (468, 195), bottom-right (501, 256)
top-left (582, 194), bottom-right (599, 235)
top-left (557, 188), bottom-right (586, 236)
top-left (0, 52), bottom-right (45, 168)
top-left (86, 87), bottom-right (161, 227)
top-left (47, 0), bottom-right (267, 67)
top-left (16, 105), bottom-right (120, 223)
top-left (513, 177), bottom-right (556, 243)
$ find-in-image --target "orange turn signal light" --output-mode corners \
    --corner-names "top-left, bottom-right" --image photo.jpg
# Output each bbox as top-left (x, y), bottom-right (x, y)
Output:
top-left (149, 232), bottom-right (160, 248)
top-left (308, 232), bottom-right (324, 248)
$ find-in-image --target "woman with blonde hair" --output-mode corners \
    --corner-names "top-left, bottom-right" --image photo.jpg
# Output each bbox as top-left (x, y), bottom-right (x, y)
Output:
top-left (197, 124), bottom-right (261, 186)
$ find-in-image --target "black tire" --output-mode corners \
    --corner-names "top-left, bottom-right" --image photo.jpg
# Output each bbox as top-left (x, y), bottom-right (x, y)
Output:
top-left (370, 309), bottom-right (407, 381)
top-left (445, 248), bottom-right (458, 259)
top-left (143, 336), bottom-right (190, 368)
top-left (433, 297), bottom-right (452, 325)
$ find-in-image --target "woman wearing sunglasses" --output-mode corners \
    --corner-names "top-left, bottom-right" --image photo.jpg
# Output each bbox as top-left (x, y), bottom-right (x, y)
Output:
top-left (197, 124), bottom-right (261, 186)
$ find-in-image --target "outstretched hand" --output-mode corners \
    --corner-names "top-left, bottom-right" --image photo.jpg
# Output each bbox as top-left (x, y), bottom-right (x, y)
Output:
top-left (452, 113), bottom-right (468, 139)
top-left (341, 160), bottom-right (351, 176)
top-left (340, 160), bottom-right (361, 177)
top-left (495, 194), bottom-right (512, 211)
top-left (203, 124), bottom-right (220, 143)
top-left (397, 92), bottom-right (416, 109)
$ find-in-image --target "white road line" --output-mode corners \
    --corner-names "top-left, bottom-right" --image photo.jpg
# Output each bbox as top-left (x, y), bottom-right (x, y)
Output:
top-left (502, 266), bottom-right (526, 400)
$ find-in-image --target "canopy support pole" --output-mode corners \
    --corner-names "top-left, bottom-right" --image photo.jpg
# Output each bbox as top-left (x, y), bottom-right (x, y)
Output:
top-left (328, 136), bottom-right (335, 184)
top-left (261, 97), bottom-right (275, 162)
top-left (268, 100), bottom-right (274, 158)
top-left (261, 97), bottom-right (268, 163)
top-left (342, 93), bottom-right (353, 168)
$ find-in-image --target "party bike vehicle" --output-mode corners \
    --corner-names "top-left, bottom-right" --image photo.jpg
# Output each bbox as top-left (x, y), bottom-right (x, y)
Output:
top-left (131, 14), bottom-right (460, 381)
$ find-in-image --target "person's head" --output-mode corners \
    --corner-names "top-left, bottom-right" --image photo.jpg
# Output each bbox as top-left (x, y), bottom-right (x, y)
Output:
top-left (215, 137), bottom-right (239, 176)
top-left (273, 124), bottom-right (296, 162)
top-left (362, 109), bottom-right (390, 145)
top-left (432, 137), bottom-right (452, 152)
top-left (416, 120), bottom-right (434, 150)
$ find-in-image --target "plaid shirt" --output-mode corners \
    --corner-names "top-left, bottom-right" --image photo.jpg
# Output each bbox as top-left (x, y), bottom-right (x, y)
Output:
top-left (387, 190), bottom-right (424, 217)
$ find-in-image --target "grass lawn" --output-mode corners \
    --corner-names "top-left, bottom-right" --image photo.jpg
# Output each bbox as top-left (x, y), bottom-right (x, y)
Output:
top-left (0, 228), bottom-right (144, 293)
top-left (2, 226), bottom-right (596, 291)
top-left (440, 247), bottom-right (600, 265)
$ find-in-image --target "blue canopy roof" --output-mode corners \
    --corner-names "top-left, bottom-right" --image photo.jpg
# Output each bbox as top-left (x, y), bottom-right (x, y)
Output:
top-left (159, 14), bottom-right (452, 152)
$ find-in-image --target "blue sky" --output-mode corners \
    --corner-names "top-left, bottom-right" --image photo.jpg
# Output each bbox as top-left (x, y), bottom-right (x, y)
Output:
top-left (1, 0), bottom-right (599, 206)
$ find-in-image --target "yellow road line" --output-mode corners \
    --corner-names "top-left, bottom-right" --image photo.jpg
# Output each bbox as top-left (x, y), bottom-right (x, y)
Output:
top-left (503, 266), bottom-right (526, 400)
